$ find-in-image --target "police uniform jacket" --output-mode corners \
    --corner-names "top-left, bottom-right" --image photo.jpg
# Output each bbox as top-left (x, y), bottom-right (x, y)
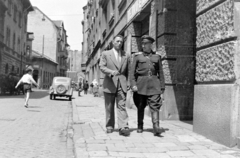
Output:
top-left (130, 51), bottom-right (165, 96)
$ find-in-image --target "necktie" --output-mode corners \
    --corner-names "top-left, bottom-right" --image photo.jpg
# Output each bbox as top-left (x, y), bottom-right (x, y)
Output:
top-left (118, 52), bottom-right (121, 67)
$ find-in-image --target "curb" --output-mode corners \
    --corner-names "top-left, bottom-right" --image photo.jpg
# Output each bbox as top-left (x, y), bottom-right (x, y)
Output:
top-left (66, 101), bottom-right (75, 158)
top-left (71, 94), bottom-right (86, 158)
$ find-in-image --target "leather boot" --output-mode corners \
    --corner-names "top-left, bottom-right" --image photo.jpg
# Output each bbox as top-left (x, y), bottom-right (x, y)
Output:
top-left (151, 111), bottom-right (161, 136)
top-left (137, 108), bottom-right (144, 133)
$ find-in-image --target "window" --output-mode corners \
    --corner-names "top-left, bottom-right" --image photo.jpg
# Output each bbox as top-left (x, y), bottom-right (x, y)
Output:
top-left (5, 63), bottom-right (8, 74)
top-left (12, 33), bottom-right (15, 50)
top-left (13, 5), bottom-right (17, 22)
top-left (7, 0), bottom-right (12, 15)
top-left (17, 38), bottom-right (20, 52)
top-left (18, 11), bottom-right (22, 27)
top-left (5, 28), bottom-right (11, 47)
top-left (11, 65), bottom-right (14, 72)
top-left (17, 67), bottom-right (19, 74)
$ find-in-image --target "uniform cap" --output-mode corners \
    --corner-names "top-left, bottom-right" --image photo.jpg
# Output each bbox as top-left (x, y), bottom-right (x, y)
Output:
top-left (141, 35), bottom-right (155, 43)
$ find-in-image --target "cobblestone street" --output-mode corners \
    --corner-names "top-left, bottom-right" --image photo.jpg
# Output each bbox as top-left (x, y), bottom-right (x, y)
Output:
top-left (0, 90), bottom-right (74, 158)
top-left (72, 92), bottom-right (240, 158)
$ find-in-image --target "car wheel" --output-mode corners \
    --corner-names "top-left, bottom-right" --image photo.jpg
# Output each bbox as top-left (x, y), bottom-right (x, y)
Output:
top-left (53, 95), bottom-right (56, 100)
top-left (50, 94), bottom-right (53, 100)
top-left (69, 96), bottom-right (72, 101)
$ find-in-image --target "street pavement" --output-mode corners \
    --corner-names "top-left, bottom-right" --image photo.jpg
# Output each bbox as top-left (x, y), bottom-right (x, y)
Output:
top-left (72, 92), bottom-right (240, 158)
top-left (0, 89), bottom-right (74, 158)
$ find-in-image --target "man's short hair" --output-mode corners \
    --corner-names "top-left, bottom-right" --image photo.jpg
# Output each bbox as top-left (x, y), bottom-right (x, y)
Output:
top-left (113, 34), bottom-right (124, 40)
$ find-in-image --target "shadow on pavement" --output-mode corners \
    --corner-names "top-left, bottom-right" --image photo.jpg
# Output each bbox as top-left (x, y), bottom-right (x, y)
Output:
top-left (0, 90), bottom-right (49, 99)
top-left (181, 120), bottom-right (193, 125)
top-left (27, 106), bottom-right (43, 108)
top-left (27, 109), bottom-right (41, 112)
top-left (111, 127), bottom-right (169, 137)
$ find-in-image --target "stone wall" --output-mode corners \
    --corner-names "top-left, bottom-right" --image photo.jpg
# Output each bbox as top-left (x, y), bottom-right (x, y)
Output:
top-left (196, 0), bottom-right (234, 48)
top-left (196, 41), bottom-right (235, 82)
top-left (194, 0), bottom-right (240, 147)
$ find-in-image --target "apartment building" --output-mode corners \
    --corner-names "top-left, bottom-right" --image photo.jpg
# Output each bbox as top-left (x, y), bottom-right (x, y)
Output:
top-left (0, 0), bottom-right (33, 76)
top-left (27, 7), bottom-right (69, 88)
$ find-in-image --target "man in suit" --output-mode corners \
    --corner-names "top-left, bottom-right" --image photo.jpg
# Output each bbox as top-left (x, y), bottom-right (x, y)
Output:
top-left (99, 35), bottom-right (131, 136)
top-left (130, 35), bottom-right (165, 136)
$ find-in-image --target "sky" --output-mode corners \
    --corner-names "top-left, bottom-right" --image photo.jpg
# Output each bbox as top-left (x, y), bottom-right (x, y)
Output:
top-left (30, 0), bottom-right (88, 51)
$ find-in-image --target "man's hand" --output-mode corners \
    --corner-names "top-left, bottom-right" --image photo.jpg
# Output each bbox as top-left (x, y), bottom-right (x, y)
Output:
top-left (132, 86), bottom-right (138, 92)
top-left (112, 71), bottom-right (120, 76)
top-left (15, 86), bottom-right (18, 89)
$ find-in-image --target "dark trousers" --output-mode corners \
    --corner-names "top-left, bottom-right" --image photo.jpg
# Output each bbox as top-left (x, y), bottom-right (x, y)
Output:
top-left (133, 92), bottom-right (162, 127)
top-left (84, 89), bottom-right (88, 94)
top-left (104, 82), bottom-right (128, 130)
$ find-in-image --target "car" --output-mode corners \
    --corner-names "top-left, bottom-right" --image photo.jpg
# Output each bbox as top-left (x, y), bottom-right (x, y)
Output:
top-left (49, 77), bottom-right (73, 101)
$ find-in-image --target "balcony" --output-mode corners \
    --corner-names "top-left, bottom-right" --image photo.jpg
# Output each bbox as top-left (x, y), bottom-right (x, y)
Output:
top-left (59, 50), bottom-right (68, 59)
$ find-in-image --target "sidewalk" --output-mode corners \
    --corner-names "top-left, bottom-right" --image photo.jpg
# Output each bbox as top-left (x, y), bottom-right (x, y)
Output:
top-left (71, 92), bottom-right (240, 158)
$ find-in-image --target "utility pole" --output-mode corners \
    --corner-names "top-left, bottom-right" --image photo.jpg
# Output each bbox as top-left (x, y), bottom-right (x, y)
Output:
top-left (41, 35), bottom-right (44, 89)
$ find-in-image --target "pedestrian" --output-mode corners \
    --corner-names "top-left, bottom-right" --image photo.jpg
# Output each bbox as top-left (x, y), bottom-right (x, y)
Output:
top-left (15, 68), bottom-right (38, 108)
top-left (92, 79), bottom-right (99, 97)
top-left (99, 34), bottom-right (131, 136)
top-left (78, 81), bottom-right (82, 96)
top-left (130, 35), bottom-right (165, 136)
top-left (83, 80), bottom-right (89, 94)
top-left (90, 82), bottom-right (93, 94)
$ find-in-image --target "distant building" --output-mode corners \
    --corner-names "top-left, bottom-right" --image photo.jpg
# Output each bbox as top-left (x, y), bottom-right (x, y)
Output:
top-left (27, 7), bottom-right (69, 88)
top-left (53, 20), bottom-right (69, 76)
top-left (68, 50), bottom-right (81, 72)
top-left (31, 50), bottom-right (57, 89)
top-left (0, 0), bottom-right (34, 76)
top-left (81, 5), bottom-right (89, 74)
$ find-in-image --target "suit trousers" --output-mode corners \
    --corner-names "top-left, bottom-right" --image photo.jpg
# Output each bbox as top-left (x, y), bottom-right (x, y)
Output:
top-left (104, 81), bottom-right (129, 130)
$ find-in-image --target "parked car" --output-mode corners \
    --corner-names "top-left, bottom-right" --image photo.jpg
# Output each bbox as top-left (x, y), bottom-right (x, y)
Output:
top-left (49, 77), bottom-right (73, 101)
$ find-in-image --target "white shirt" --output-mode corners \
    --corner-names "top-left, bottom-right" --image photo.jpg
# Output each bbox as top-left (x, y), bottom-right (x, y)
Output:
top-left (113, 48), bottom-right (121, 64)
top-left (19, 74), bottom-right (36, 84)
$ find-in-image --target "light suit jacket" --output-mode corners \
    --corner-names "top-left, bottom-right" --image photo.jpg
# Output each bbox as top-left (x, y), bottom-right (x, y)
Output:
top-left (99, 48), bottom-right (130, 94)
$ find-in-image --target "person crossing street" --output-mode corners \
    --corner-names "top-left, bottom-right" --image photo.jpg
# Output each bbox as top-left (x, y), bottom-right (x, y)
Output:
top-left (15, 68), bottom-right (38, 108)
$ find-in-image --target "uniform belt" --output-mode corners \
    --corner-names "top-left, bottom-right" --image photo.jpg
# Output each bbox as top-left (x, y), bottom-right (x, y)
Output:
top-left (138, 72), bottom-right (157, 76)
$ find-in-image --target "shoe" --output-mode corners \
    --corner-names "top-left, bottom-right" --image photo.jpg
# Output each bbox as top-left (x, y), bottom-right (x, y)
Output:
top-left (106, 129), bottom-right (113, 133)
top-left (24, 104), bottom-right (28, 108)
top-left (137, 128), bottom-right (143, 133)
top-left (119, 127), bottom-right (130, 136)
top-left (137, 125), bottom-right (143, 133)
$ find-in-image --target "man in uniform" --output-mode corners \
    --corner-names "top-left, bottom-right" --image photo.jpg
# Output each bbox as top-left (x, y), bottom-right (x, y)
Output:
top-left (130, 35), bottom-right (165, 136)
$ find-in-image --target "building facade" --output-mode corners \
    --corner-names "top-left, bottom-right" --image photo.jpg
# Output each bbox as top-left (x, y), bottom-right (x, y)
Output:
top-left (68, 50), bottom-right (82, 72)
top-left (27, 7), bottom-right (69, 88)
top-left (82, 0), bottom-right (240, 148)
top-left (53, 20), bottom-right (69, 76)
top-left (82, 0), bottom-right (195, 121)
top-left (0, 0), bottom-right (8, 75)
top-left (31, 50), bottom-right (57, 89)
top-left (81, 5), bottom-right (89, 74)
top-left (0, 0), bottom-right (33, 76)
